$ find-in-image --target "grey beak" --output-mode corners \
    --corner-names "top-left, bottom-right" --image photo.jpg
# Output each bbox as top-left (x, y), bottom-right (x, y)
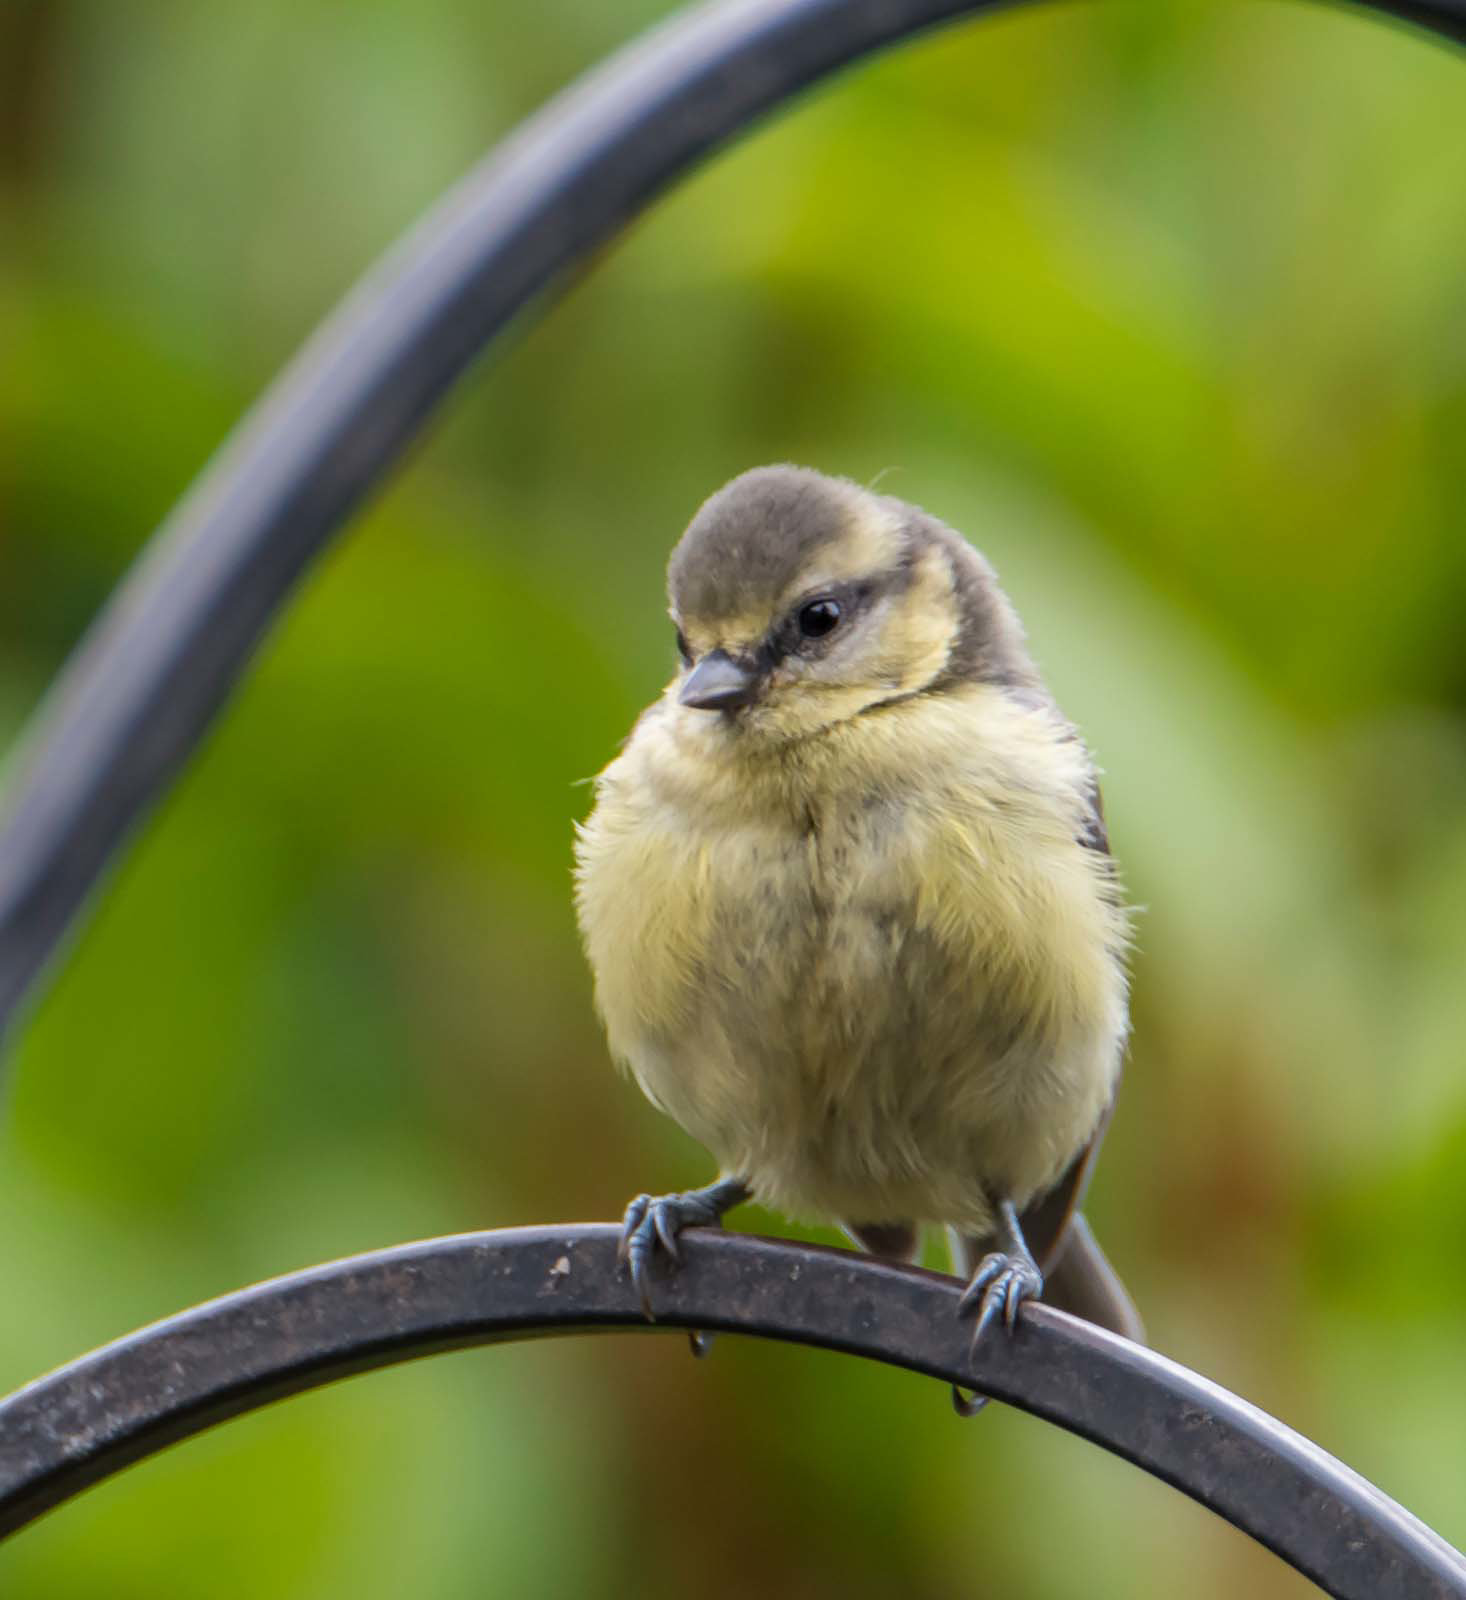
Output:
top-left (679, 649), bottom-right (760, 711)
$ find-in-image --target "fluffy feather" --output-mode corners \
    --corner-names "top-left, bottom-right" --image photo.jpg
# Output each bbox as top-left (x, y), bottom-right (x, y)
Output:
top-left (575, 465), bottom-right (1130, 1246)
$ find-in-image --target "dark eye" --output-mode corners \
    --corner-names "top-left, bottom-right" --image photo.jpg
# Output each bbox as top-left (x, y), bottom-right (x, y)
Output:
top-left (675, 628), bottom-right (692, 665)
top-left (797, 599), bottom-right (842, 639)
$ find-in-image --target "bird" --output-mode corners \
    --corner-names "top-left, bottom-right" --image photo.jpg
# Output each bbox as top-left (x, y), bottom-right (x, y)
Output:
top-left (574, 464), bottom-right (1141, 1405)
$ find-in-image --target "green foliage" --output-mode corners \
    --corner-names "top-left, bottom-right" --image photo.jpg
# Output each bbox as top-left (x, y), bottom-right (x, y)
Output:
top-left (2, 1), bottom-right (1465, 1593)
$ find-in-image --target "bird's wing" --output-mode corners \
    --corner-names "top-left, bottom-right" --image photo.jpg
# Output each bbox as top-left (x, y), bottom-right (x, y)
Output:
top-left (1018, 1101), bottom-right (1111, 1270)
top-left (1078, 767), bottom-right (1110, 855)
top-left (1002, 716), bottom-right (1138, 1333)
top-left (1002, 684), bottom-right (1111, 857)
top-left (953, 698), bottom-right (1137, 1332)
top-left (1011, 1107), bottom-right (1144, 1341)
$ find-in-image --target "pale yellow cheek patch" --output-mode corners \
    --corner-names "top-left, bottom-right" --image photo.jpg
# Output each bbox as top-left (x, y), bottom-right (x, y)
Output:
top-left (873, 549), bottom-right (959, 690)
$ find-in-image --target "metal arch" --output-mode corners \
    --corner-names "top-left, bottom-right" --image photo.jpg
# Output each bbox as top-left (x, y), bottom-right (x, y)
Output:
top-left (0, 0), bottom-right (1464, 1036)
top-left (0, 1225), bottom-right (1460, 1597)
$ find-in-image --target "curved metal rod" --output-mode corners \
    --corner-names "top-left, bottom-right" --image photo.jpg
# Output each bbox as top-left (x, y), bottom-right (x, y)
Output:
top-left (0, 0), bottom-right (1464, 1036)
top-left (0, 1225), bottom-right (1461, 1597)
top-left (0, 0), bottom-right (991, 1036)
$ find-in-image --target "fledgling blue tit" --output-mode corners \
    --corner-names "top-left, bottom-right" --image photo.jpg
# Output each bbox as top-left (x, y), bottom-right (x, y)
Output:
top-left (575, 465), bottom-right (1141, 1403)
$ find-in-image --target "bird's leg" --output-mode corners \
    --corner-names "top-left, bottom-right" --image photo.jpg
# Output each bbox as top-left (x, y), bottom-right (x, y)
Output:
top-left (957, 1196), bottom-right (1044, 1339)
top-left (950, 1197), bottom-right (1044, 1417)
top-left (619, 1176), bottom-right (750, 1321)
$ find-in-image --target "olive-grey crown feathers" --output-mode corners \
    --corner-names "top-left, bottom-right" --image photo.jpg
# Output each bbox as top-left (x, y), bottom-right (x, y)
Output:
top-left (668, 464), bottom-right (1040, 695)
top-left (667, 465), bottom-right (856, 626)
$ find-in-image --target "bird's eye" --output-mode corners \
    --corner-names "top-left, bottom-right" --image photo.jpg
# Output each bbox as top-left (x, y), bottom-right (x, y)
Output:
top-left (797, 599), bottom-right (842, 639)
top-left (675, 628), bottom-right (692, 665)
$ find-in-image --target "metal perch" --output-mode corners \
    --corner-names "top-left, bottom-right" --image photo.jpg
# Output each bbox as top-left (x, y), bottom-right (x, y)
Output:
top-left (0, 1226), bottom-right (1462, 1599)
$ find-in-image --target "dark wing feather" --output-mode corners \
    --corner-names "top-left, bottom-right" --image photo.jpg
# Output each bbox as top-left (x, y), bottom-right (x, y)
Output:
top-left (1019, 1103), bottom-right (1111, 1271)
top-left (1078, 769), bottom-right (1110, 854)
top-left (1002, 703), bottom-right (1135, 1329)
top-left (999, 684), bottom-right (1110, 856)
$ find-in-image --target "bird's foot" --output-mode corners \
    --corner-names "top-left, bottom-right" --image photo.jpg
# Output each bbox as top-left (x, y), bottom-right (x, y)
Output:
top-left (958, 1249), bottom-right (1043, 1340)
top-left (618, 1177), bottom-right (747, 1320)
top-left (950, 1248), bottom-right (1043, 1418)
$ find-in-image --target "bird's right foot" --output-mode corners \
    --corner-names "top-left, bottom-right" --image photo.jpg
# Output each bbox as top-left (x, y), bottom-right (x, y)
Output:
top-left (618, 1177), bottom-right (749, 1320)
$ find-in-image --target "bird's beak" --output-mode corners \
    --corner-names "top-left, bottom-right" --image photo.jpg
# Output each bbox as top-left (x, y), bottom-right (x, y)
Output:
top-left (679, 649), bottom-right (761, 711)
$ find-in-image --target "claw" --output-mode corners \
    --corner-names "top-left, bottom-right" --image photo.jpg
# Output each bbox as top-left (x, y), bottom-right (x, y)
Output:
top-left (615, 1178), bottom-right (749, 1323)
top-left (957, 1251), bottom-right (1005, 1314)
top-left (654, 1204), bottom-right (682, 1262)
top-left (626, 1233), bottom-right (657, 1318)
top-left (958, 1250), bottom-right (1043, 1350)
top-left (633, 1266), bottom-right (656, 1321)
top-left (973, 1276), bottom-right (1006, 1342)
top-left (618, 1194), bottom-right (650, 1264)
top-left (951, 1385), bottom-right (990, 1418)
top-left (1003, 1270), bottom-right (1027, 1331)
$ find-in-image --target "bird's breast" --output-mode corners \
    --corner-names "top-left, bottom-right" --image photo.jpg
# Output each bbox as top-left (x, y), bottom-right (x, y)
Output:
top-left (574, 691), bottom-right (1127, 1226)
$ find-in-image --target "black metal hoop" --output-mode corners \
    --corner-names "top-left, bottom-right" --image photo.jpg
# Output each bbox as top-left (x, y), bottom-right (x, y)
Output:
top-left (0, 1226), bottom-right (1461, 1599)
top-left (0, 0), bottom-right (1463, 1036)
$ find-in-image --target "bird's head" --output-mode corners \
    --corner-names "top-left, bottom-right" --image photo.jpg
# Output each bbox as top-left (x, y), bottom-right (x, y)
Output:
top-left (665, 465), bottom-right (1035, 742)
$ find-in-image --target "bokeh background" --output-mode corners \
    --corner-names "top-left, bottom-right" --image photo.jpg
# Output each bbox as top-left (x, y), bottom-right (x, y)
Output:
top-left (2, 0), bottom-right (1466, 1593)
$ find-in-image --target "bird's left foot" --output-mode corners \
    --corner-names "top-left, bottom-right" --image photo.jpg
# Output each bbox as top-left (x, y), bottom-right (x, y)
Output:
top-left (618, 1177), bottom-right (748, 1320)
top-left (958, 1248), bottom-right (1044, 1340)
top-left (952, 1250), bottom-right (1043, 1417)
top-left (951, 1198), bottom-right (1043, 1418)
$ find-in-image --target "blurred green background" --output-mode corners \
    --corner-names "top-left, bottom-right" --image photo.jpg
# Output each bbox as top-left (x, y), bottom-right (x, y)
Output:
top-left (2, 0), bottom-right (1466, 1593)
